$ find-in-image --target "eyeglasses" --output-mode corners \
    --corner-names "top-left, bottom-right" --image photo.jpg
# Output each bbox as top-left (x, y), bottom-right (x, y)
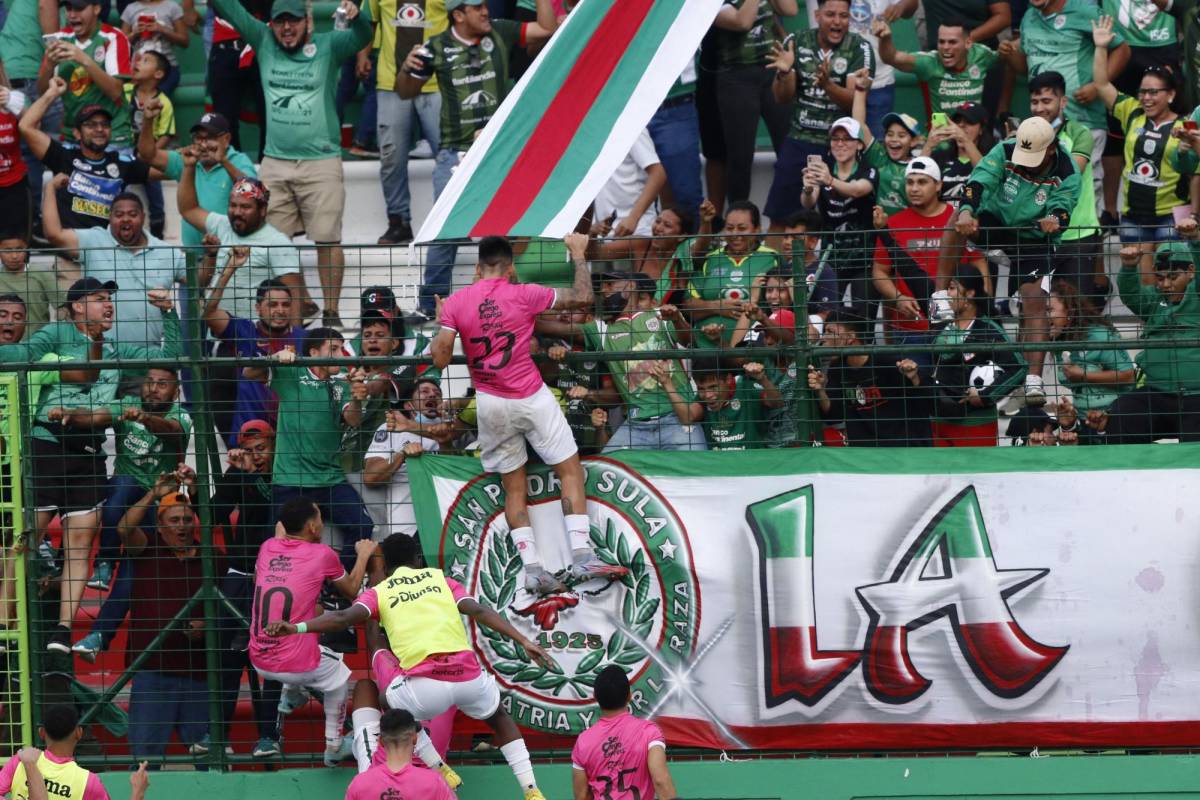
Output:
top-left (829, 136), bottom-right (855, 143)
top-left (1137, 88), bottom-right (1168, 97)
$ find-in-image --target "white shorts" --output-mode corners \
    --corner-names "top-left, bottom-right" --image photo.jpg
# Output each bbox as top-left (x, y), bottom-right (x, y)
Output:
top-left (255, 647), bottom-right (351, 693)
top-left (351, 707), bottom-right (381, 773)
top-left (384, 671), bottom-right (500, 723)
top-left (476, 385), bottom-right (578, 474)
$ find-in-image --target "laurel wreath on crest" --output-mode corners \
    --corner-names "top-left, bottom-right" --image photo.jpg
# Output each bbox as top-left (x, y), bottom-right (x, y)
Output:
top-left (478, 519), bottom-right (659, 700)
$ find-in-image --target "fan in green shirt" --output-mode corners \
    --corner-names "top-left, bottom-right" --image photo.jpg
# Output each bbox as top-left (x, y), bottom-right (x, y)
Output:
top-left (693, 355), bottom-right (782, 450)
top-left (852, 69), bottom-right (919, 215)
top-left (876, 18), bottom-right (998, 115)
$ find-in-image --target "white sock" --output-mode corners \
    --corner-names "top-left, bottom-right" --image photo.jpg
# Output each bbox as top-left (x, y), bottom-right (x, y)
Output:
top-left (322, 680), bottom-right (349, 750)
top-left (510, 526), bottom-right (542, 570)
top-left (415, 728), bottom-right (446, 770)
top-left (500, 739), bottom-right (537, 790)
top-left (565, 514), bottom-right (590, 553)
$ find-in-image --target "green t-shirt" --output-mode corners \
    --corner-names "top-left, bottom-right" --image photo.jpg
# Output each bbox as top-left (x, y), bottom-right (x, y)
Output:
top-left (688, 246), bottom-right (780, 346)
top-left (54, 27), bottom-right (133, 145)
top-left (270, 365), bottom-right (352, 487)
top-left (863, 140), bottom-right (908, 215)
top-left (764, 360), bottom-right (818, 448)
top-left (210, 0), bottom-right (373, 160)
top-left (1116, 245), bottom-right (1200, 394)
top-left (912, 44), bottom-right (998, 115)
top-left (108, 398), bottom-right (193, 488)
top-left (1171, 0), bottom-right (1200, 109)
top-left (581, 312), bottom-right (696, 421)
top-left (789, 29), bottom-right (875, 143)
top-left (703, 375), bottom-right (766, 450)
top-left (1056, 325), bottom-right (1134, 412)
top-left (1020, 0), bottom-right (1125, 130)
top-left (0, 0), bottom-right (45, 80)
top-left (0, 265), bottom-right (62, 335)
top-left (427, 20), bottom-right (519, 152)
top-left (1058, 118), bottom-right (1099, 240)
top-left (1103, 0), bottom-right (1176, 49)
top-left (713, 0), bottom-right (777, 68)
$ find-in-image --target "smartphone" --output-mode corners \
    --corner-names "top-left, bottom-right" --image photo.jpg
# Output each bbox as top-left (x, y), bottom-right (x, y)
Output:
top-left (1186, 120), bottom-right (1199, 132)
top-left (806, 154), bottom-right (823, 168)
top-left (930, 112), bottom-right (949, 128)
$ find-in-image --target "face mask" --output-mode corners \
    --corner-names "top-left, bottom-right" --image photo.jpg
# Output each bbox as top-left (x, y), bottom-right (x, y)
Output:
top-left (1049, 114), bottom-right (1063, 131)
top-left (602, 292), bottom-right (627, 315)
top-left (412, 411), bottom-right (441, 427)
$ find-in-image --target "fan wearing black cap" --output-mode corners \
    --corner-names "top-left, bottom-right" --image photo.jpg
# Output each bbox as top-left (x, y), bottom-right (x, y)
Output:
top-left (923, 101), bottom-right (991, 202)
top-left (20, 76), bottom-right (161, 230)
top-left (0, 276), bottom-right (180, 657)
top-left (36, 0), bottom-right (131, 148)
top-left (137, 106), bottom-right (258, 249)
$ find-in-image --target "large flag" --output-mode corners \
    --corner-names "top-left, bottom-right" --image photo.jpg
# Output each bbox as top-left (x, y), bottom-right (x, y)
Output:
top-left (414, 0), bottom-right (723, 243)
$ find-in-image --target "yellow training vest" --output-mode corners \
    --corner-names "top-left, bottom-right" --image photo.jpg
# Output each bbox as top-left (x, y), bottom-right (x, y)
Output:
top-left (376, 566), bottom-right (471, 670)
top-left (12, 754), bottom-right (90, 800)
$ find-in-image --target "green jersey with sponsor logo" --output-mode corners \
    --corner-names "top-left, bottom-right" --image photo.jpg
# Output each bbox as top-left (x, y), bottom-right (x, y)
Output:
top-left (427, 19), bottom-right (519, 152)
top-left (108, 398), bottom-right (192, 489)
top-left (960, 138), bottom-right (1082, 243)
top-left (211, 0), bottom-right (373, 160)
top-left (912, 44), bottom-right (998, 115)
top-left (581, 312), bottom-right (697, 422)
top-left (712, 0), bottom-right (777, 68)
top-left (1103, 0), bottom-right (1176, 49)
top-left (270, 365), bottom-right (352, 487)
top-left (1020, 0), bottom-right (1124, 130)
top-left (689, 245), bottom-right (781, 346)
top-left (703, 375), bottom-right (766, 450)
top-left (789, 28), bottom-right (875, 144)
top-left (862, 140), bottom-right (908, 215)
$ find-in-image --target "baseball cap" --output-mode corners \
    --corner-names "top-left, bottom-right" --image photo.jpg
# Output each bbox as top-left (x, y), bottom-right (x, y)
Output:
top-left (445, 0), bottom-right (484, 10)
top-left (882, 112), bottom-right (923, 137)
top-left (767, 308), bottom-right (796, 331)
top-left (62, 277), bottom-right (117, 307)
top-left (1011, 116), bottom-right (1055, 168)
top-left (157, 491), bottom-right (191, 515)
top-left (599, 270), bottom-right (635, 283)
top-left (238, 419), bottom-right (275, 444)
top-left (830, 117), bottom-right (864, 142)
top-left (951, 102), bottom-right (988, 126)
top-left (361, 285), bottom-right (397, 314)
top-left (628, 272), bottom-right (657, 295)
top-left (191, 112), bottom-right (230, 136)
top-left (1154, 241), bottom-right (1195, 268)
top-left (270, 0), bottom-right (306, 19)
top-left (906, 157), bottom-right (942, 182)
top-left (74, 104), bottom-right (112, 128)
top-left (60, 0), bottom-right (99, 8)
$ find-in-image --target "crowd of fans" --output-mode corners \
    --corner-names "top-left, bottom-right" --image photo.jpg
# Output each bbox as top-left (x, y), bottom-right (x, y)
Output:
top-left (1, 0), bottom-right (1200, 774)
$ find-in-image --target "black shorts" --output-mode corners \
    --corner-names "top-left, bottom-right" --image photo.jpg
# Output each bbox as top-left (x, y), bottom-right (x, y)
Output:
top-left (974, 211), bottom-right (1055, 284)
top-left (30, 435), bottom-right (107, 517)
top-left (696, 65), bottom-right (725, 161)
top-left (1051, 233), bottom-right (1103, 294)
top-left (0, 181), bottom-right (31, 241)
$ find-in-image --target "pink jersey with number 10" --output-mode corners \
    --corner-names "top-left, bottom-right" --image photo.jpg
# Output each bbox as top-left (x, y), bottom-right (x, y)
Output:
top-left (439, 277), bottom-right (556, 400)
top-left (571, 711), bottom-right (666, 800)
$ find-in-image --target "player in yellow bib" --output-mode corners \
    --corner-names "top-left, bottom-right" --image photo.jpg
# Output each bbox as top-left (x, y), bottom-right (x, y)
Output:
top-left (267, 533), bottom-right (556, 800)
top-left (0, 704), bottom-right (150, 800)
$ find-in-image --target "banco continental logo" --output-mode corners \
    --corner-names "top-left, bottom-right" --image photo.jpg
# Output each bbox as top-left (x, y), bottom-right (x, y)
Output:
top-left (440, 458), bottom-right (700, 734)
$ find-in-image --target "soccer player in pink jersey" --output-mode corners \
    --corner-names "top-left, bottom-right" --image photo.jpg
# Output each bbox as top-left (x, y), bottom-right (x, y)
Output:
top-left (267, 533), bottom-right (555, 800)
top-left (250, 496), bottom-right (377, 766)
top-left (572, 666), bottom-right (678, 800)
top-left (344, 709), bottom-right (455, 800)
top-left (432, 233), bottom-right (627, 596)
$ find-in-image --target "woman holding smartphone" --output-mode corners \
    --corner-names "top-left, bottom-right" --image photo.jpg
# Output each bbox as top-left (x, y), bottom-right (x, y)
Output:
top-left (1092, 15), bottom-right (1188, 253)
top-left (800, 116), bottom-right (879, 325)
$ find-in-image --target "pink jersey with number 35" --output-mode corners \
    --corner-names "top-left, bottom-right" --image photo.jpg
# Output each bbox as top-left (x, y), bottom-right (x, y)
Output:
top-left (571, 712), bottom-right (666, 800)
top-left (439, 277), bottom-right (556, 399)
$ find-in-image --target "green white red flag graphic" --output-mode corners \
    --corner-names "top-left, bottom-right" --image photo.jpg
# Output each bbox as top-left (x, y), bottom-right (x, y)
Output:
top-left (413, 0), bottom-right (722, 243)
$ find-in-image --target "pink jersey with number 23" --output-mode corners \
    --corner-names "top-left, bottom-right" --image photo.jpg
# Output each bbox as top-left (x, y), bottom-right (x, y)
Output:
top-left (439, 277), bottom-right (556, 399)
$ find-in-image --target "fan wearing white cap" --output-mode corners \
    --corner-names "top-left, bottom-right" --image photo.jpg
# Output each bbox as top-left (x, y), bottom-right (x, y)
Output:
top-left (851, 68), bottom-right (921, 215)
top-left (801, 115), bottom-right (879, 322)
top-left (935, 114), bottom-right (1081, 406)
top-left (872, 157), bottom-right (987, 340)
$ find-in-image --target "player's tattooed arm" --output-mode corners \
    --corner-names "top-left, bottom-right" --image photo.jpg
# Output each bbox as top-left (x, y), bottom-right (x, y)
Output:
top-left (554, 233), bottom-right (595, 310)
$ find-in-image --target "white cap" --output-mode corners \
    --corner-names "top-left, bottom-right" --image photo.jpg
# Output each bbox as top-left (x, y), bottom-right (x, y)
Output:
top-left (1011, 116), bottom-right (1055, 168)
top-left (906, 156), bottom-right (942, 182)
top-left (830, 116), bottom-right (863, 142)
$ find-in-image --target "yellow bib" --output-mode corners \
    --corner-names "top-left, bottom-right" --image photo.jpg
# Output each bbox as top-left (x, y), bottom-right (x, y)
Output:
top-left (376, 566), bottom-right (470, 670)
top-left (13, 754), bottom-right (90, 800)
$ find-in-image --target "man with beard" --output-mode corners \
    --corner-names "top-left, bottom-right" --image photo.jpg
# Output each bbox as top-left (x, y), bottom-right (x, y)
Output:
top-left (875, 21), bottom-right (998, 116)
top-left (363, 378), bottom-right (450, 538)
top-left (20, 77), bottom-right (157, 230)
top-left (55, 367), bottom-right (191, 652)
top-left (0, 297), bottom-right (28, 346)
top-left (204, 249), bottom-right (306, 444)
top-left (137, 108), bottom-right (257, 249)
top-left (210, 0), bottom-right (374, 327)
top-left (178, 156), bottom-right (303, 327)
top-left (42, 179), bottom-right (185, 349)
top-left (0, 277), bottom-right (180, 658)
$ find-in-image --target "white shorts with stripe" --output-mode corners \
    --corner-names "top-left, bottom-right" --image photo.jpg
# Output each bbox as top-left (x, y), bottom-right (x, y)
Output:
top-left (384, 671), bottom-right (501, 723)
top-left (254, 646), bottom-right (351, 693)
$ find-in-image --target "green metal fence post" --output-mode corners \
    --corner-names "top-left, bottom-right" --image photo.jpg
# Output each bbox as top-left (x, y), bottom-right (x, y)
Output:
top-left (789, 233), bottom-right (812, 445)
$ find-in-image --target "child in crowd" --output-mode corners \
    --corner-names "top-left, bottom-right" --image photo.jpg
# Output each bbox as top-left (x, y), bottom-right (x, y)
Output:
top-left (125, 50), bottom-right (175, 239)
top-left (121, 0), bottom-right (189, 95)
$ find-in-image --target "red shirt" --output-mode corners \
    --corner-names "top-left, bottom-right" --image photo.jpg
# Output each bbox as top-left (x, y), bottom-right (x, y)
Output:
top-left (128, 540), bottom-right (210, 679)
top-left (0, 111), bottom-right (26, 188)
top-left (872, 205), bottom-right (976, 333)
